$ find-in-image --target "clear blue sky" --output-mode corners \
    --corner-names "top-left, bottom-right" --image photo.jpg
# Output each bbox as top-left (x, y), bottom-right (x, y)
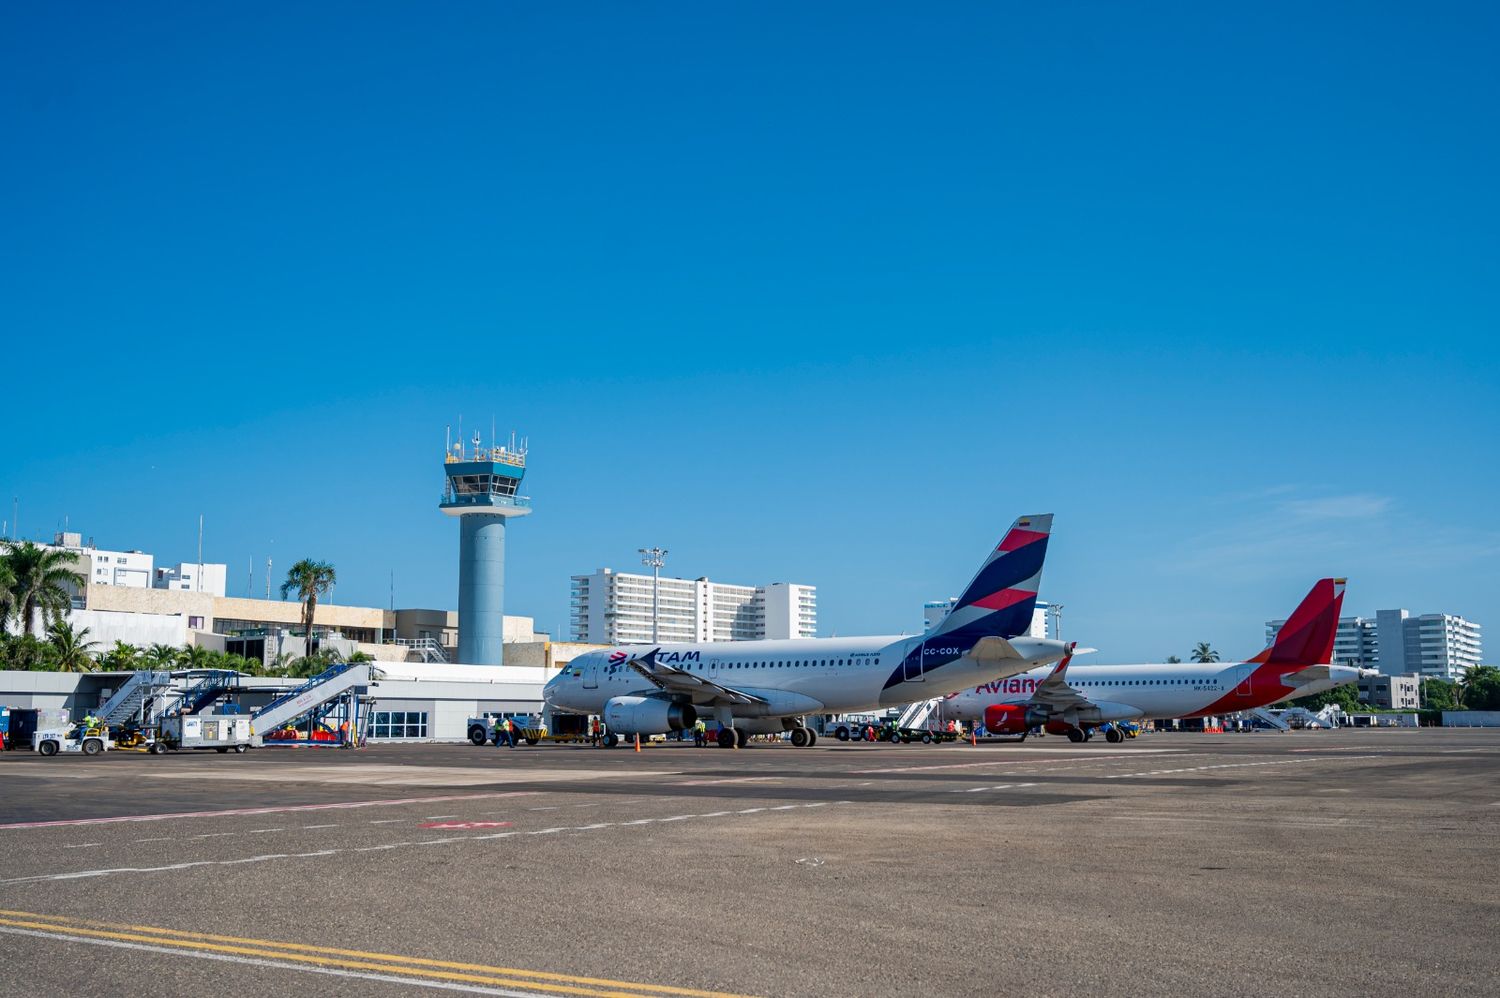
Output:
top-left (3, 2), bottom-right (1496, 660)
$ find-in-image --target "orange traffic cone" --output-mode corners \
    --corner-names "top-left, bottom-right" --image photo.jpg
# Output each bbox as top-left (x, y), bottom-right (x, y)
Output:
top-left (634, 733), bottom-right (641, 752)
top-left (970, 729), bottom-right (977, 746)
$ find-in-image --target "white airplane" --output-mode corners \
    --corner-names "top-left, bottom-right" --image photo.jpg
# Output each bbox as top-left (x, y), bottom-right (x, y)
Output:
top-left (942, 578), bottom-right (1362, 743)
top-left (544, 514), bottom-right (1072, 747)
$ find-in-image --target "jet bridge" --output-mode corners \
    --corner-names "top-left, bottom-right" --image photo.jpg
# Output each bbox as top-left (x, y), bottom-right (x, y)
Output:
top-left (251, 662), bottom-right (382, 736)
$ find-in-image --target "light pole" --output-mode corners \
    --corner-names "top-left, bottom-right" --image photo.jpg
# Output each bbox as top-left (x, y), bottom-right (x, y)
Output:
top-left (1049, 603), bottom-right (1064, 641)
top-left (638, 546), bottom-right (668, 643)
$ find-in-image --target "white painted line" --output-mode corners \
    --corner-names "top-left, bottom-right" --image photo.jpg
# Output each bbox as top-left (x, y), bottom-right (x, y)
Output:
top-left (0, 791), bottom-right (542, 831)
top-left (369, 819), bottom-right (406, 824)
top-left (244, 828), bottom-right (285, 834)
top-left (300, 824), bottom-right (341, 829)
top-left (0, 925), bottom-right (558, 997)
top-left (62, 843), bottom-right (101, 849)
top-left (424, 815), bottom-right (459, 820)
top-left (0, 802), bottom-right (843, 886)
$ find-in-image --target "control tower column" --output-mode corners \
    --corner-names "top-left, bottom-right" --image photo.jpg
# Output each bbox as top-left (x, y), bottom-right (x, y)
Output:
top-left (440, 430), bottom-right (532, 666)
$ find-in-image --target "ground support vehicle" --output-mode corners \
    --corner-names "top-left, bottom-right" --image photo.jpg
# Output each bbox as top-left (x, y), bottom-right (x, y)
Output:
top-left (467, 714), bottom-right (549, 746)
top-left (891, 727), bottom-right (959, 744)
top-left (33, 725), bottom-right (112, 757)
top-left (156, 712), bottom-right (254, 754)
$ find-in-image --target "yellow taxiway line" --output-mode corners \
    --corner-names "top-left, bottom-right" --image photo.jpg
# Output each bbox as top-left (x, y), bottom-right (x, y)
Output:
top-left (0, 909), bottom-right (758, 998)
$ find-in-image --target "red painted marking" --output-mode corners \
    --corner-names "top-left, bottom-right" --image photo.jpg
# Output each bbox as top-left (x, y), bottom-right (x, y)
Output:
top-left (970, 588), bottom-right (1034, 611)
top-left (998, 528), bottom-right (1048, 552)
top-left (0, 791), bottom-right (540, 831)
top-left (420, 820), bottom-right (512, 830)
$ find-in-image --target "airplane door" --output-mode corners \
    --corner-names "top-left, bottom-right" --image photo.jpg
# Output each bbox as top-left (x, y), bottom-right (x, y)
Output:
top-left (904, 646), bottom-right (924, 682)
top-left (582, 659), bottom-right (598, 689)
top-left (1234, 665), bottom-right (1252, 696)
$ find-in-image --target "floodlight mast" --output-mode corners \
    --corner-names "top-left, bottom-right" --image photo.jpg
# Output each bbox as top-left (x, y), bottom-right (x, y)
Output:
top-left (638, 546), bottom-right (668, 643)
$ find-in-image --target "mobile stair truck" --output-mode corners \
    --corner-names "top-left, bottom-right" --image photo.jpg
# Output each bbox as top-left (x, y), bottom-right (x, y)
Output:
top-left (248, 662), bottom-right (381, 748)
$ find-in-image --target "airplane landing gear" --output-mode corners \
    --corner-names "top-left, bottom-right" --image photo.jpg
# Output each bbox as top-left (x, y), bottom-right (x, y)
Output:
top-left (790, 727), bottom-right (818, 747)
top-left (1066, 728), bottom-right (1085, 743)
top-left (717, 728), bottom-right (736, 749)
top-left (735, 727), bottom-right (749, 749)
top-left (1105, 727), bottom-right (1123, 744)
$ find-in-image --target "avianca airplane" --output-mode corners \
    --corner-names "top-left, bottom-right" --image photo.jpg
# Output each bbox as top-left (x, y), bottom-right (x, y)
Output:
top-left (942, 578), bottom-right (1359, 744)
top-left (544, 514), bottom-right (1072, 748)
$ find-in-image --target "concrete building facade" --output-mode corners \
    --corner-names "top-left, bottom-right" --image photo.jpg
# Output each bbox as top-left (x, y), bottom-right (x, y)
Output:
top-left (1358, 673), bottom-right (1422, 710)
top-left (570, 569), bottom-right (817, 645)
top-left (1266, 609), bottom-right (1481, 681)
top-left (154, 562), bottom-right (228, 597)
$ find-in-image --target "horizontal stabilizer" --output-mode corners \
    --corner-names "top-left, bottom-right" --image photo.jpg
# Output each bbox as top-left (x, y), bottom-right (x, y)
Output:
top-left (1281, 664), bottom-right (1331, 684)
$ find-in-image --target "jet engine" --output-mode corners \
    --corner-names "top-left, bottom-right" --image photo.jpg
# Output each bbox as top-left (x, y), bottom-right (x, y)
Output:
top-left (984, 703), bottom-right (1046, 735)
top-left (603, 696), bottom-right (698, 735)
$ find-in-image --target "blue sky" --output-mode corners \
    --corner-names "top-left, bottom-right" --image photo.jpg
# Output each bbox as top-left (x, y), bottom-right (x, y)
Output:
top-left (2, 2), bottom-right (1496, 660)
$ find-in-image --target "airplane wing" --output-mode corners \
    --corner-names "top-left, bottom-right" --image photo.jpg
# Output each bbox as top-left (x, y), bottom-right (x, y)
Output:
top-left (1025, 643), bottom-right (1092, 711)
top-left (626, 651), bottom-right (768, 707)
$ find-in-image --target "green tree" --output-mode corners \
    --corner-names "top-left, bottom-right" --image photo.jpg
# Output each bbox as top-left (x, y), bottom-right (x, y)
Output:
top-left (1420, 678), bottom-right (1460, 711)
top-left (1281, 683), bottom-right (1362, 714)
top-left (179, 644), bottom-right (213, 670)
top-left (144, 643), bottom-right (179, 668)
top-left (1460, 665), bottom-right (1500, 711)
top-left (1191, 643), bottom-right (1220, 664)
top-left (0, 558), bottom-right (15, 629)
top-left (47, 620), bottom-right (98, 673)
top-left (2, 633), bottom-right (56, 670)
top-left (3, 541), bottom-right (86, 636)
top-left (101, 640), bottom-right (141, 671)
top-left (280, 559), bottom-right (336, 658)
top-left (1165, 655), bottom-right (1182, 664)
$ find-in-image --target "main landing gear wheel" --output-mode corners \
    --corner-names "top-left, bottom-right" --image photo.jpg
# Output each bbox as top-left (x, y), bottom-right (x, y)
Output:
top-left (735, 728), bottom-right (749, 749)
top-left (1105, 727), bottom-right (1123, 744)
top-left (603, 732), bottom-right (619, 748)
top-left (807, 728), bottom-right (817, 746)
top-left (790, 728), bottom-right (810, 747)
top-left (1066, 728), bottom-right (1085, 743)
top-left (717, 728), bottom-right (737, 749)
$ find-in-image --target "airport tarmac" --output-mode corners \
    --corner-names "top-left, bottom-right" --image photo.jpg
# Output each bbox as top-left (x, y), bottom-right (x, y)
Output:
top-left (1, 729), bottom-right (1496, 996)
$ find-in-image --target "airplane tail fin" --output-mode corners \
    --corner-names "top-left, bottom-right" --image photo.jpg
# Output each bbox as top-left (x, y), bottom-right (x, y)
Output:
top-left (1250, 578), bottom-right (1347, 666)
top-left (926, 514), bottom-right (1052, 643)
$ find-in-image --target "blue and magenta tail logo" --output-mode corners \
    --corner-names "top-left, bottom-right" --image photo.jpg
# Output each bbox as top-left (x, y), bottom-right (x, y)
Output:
top-left (884, 514), bottom-right (1053, 689)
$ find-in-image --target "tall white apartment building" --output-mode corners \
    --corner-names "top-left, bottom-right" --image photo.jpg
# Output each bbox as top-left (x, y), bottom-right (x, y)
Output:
top-left (924, 598), bottom-right (1053, 639)
top-left (154, 562), bottom-right (229, 598)
top-left (1264, 616), bottom-right (1379, 670)
top-left (47, 532), bottom-right (154, 590)
top-left (1266, 609), bottom-right (1481, 680)
top-left (570, 569), bottom-right (817, 645)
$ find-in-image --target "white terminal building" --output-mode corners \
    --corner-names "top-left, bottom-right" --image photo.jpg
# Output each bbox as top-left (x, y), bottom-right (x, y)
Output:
top-left (46, 531), bottom-right (228, 597)
top-left (1266, 609), bottom-right (1483, 681)
top-left (570, 569), bottom-right (817, 644)
top-left (924, 597), bottom-right (1054, 639)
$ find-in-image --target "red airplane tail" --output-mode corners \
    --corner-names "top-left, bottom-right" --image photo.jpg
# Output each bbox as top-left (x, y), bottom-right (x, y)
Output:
top-left (1249, 578), bottom-right (1347, 666)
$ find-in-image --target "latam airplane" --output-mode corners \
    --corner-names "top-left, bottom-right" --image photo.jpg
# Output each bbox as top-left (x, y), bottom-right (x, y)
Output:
top-left (941, 577), bottom-right (1359, 743)
top-left (544, 514), bottom-right (1072, 748)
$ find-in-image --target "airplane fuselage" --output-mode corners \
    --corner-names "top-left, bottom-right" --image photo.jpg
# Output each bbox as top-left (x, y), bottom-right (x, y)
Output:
top-left (544, 634), bottom-right (1067, 725)
top-left (944, 659), bottom-right (1361, 724)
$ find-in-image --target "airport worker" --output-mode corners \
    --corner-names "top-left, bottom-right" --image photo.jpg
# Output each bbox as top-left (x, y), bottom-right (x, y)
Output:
top-left (505, 717), bottom-right (517, 748)
top-left (590, 716), bottom-right (601, 746)
top-left (494, 717), bottom-right (511, 748)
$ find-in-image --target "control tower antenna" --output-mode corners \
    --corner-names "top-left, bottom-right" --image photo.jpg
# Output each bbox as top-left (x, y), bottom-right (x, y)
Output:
top-left (440, 420), bottom-right (533, 665)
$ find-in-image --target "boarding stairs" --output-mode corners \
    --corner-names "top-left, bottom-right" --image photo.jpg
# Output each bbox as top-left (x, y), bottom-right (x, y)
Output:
top-left (395, 637), bottom-right (449, 663)
top-left (166, 669), bottom-right (241, 717)
top-left (897, 697), bottom-right (942, 731)
top-left (1249, 707), bottom-right (1291, 731)
top-left (251, 662), bottom-right (383, 734)
top-left (97, 671), bottom-right (175, 727)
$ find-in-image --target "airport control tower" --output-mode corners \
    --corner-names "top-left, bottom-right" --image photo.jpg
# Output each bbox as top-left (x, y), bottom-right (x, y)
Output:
top-left (440, 429), bottom-right (532, 665)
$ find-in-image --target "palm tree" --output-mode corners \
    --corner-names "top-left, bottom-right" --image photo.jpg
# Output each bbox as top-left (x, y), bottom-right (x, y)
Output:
top-left (281, 559), bottom-right (336, 658)
top-left (1165, 655), bottom-right (1182, 664)
top-left (1460, 665), bottom-right (1500, 708)
top-left (3, 541), bottom-right (86, 636)
top-left (145, 643), bottom-right (179, 668)
top-left (4, 633), bottom-right (54, 670)
top-left (1191, 642), bottom-right (1220, 664)
top-left (0, 559), bottom-right (15, 629)
top-left (179, 644), bottom-right (213, 669)
top-left (47, 620), bottom-right (98, 673)
top-left (267, 651), bottom-right (294, 676)
top-left (101, 640), bottom-right (141, 671)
